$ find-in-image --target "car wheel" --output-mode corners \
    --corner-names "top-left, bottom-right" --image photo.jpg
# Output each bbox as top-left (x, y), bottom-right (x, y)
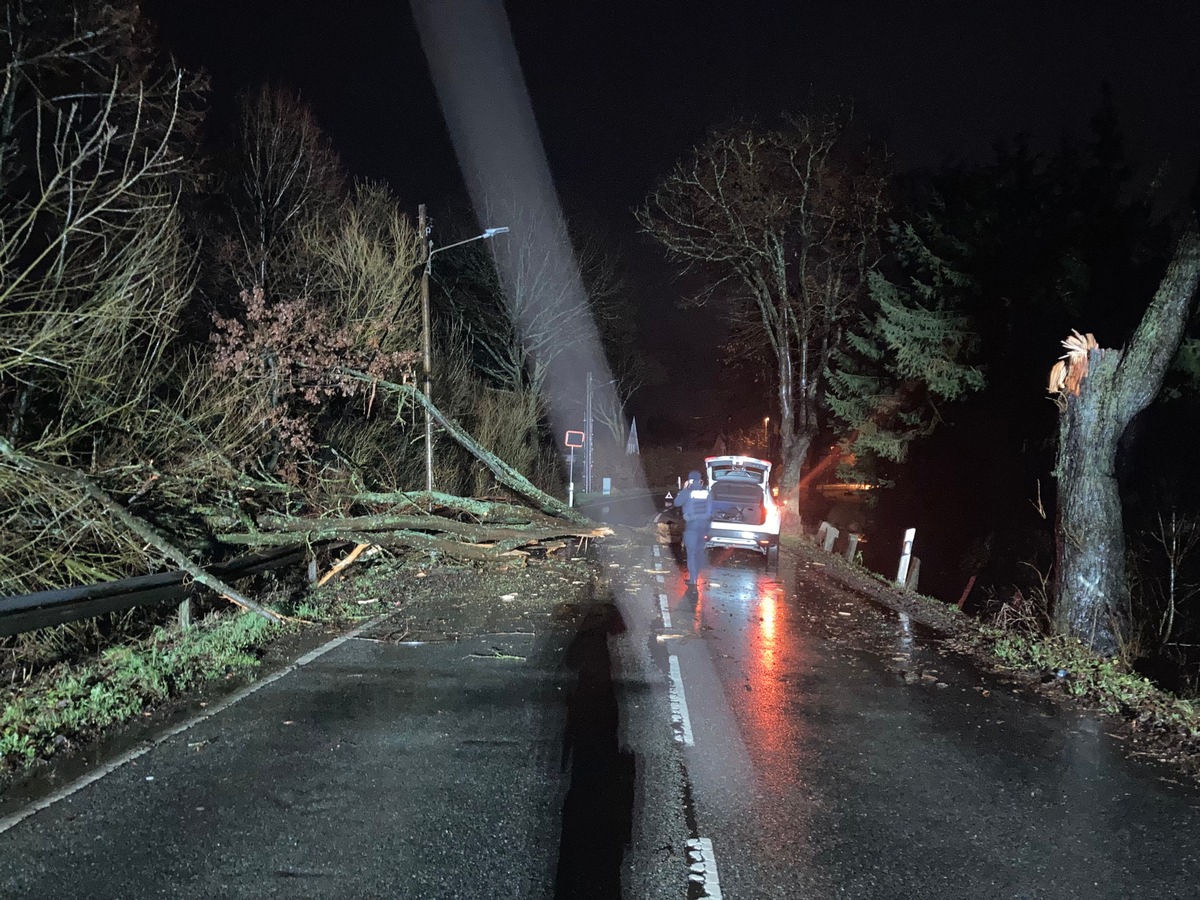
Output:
top-left (764, 545), bottom-right (779, 570)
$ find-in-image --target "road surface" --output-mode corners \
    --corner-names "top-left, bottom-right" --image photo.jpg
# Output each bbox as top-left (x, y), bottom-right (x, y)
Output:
top-left (2, 533), bottom-right (1199, 898)
top-left (654, 541), bottom-right (1200, 898)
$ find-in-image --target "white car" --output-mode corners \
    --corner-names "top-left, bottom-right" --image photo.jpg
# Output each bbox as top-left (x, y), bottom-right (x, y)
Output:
top-left (703, 455), bottom-right (781, 565)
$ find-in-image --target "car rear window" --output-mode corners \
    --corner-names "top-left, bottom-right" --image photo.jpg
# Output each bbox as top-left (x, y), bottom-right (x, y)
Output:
top-left (710, 467), bottom-right (765, 484)
top-left (710, 481), bottom-right (764, 504)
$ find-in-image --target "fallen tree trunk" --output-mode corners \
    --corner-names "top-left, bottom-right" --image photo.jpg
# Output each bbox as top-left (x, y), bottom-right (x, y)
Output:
top-left (220, 529), bottom-right (541, 563)
top-left (350, 490), bottom-right (540, 524)
top-left (0, 437), bottom-right (285, 624)
top-left (336, 369), bottom-right (591, 526)
top-left (248, 512), bottom-right (603, 543)
top-left (219, 514), bottom-right (607, 560)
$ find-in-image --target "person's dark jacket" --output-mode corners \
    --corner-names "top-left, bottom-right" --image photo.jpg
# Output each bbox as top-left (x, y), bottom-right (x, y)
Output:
top-left (674, 470), bottom-right (712, 528)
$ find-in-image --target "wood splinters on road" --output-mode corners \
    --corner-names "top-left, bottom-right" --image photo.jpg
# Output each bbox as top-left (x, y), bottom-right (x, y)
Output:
top-left (317, 542), bottom-right (375, 586)
top-left (467, 648), bottom-right (526, 661)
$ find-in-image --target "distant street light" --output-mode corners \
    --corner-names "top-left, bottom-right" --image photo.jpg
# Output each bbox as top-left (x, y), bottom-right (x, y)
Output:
top-left (763, 416), bottom-right (770, 453)
top-left (419, 205), bottom-right (509, 497)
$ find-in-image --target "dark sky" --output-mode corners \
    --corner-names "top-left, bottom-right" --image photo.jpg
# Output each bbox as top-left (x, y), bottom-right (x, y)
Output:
top-left (146, 0), bottom-right (1200, 430)
top-left (146, 1), bottom-right (1200, 208)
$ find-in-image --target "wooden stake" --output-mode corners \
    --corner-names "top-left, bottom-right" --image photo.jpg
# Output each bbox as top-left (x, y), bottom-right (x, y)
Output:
top-left (957, 575), bottom-right (977, 610)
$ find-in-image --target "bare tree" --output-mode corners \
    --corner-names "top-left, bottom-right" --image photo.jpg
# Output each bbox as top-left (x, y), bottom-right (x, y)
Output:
top-left (222, 85), bottom-right (344, 293)
top-left (637, 110), bottom-right (888, 515)
top-left (438, 198), bottom-right (615, 398)
top-left (0, 2), bottom-right (194, 447)
top-left (210, 183), bottom-right (424, 484)
top-left (1140, 510), bottom-right (1200, 651)
top-left (0, 1), bottom-right (205, 592)
top-left (301, 181), bottom-right (424, 360)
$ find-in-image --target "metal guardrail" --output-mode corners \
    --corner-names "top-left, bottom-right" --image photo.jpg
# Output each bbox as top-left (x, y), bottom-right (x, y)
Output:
top-left (0, 544), bottom-right (336, 638)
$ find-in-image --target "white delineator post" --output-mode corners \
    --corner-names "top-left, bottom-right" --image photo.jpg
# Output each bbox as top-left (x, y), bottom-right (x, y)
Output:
top-left (905, 556), bottom-right (921, 590)
top-left (564, 430), bottom-right (584, 508)
top-left (822, 524), bottom-right (839, 553)
top-left (568, 447), bottom-right (574, 507)
top-left (896, 527), bottom-right (916, 586)
top-left (845, 533), bottom-right (859, 562)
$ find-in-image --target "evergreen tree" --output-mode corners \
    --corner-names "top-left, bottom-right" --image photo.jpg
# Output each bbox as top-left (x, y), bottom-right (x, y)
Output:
top-left (826, 218), bottom-right (984, 481)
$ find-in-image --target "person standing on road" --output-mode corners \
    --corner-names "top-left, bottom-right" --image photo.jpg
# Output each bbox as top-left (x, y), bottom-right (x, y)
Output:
top-left (675, 469), bottom-right (712, 588)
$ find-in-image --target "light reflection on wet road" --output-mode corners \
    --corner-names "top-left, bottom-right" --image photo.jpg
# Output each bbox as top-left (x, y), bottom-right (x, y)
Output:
top-left (664, 545), bottom-right (1200, 899)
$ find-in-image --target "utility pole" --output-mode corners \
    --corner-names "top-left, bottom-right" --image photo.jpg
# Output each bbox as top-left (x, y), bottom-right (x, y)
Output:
top-left (416, 210), bottom-right (509, 501)
top-left (419, 204), bottom-right (433, 497)
top-left (585, 371), bottom-right (593, 494)
top-left (584, 373), bottom-right (619, 494)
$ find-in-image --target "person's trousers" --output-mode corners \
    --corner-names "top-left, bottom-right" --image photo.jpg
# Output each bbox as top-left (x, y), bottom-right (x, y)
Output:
top-left (683, 525), bottom-right (706, 584)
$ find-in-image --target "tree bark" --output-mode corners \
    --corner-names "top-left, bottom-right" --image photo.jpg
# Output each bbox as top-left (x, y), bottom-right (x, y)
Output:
top-left (337, 369), bottom-right (591, 526)
top-left (1053, 350), bottom-right (1127, 654)
top-left (777, 430), bottom-right (812, 531)
top-left (236, 512), bottom-right (605, 545)
top-left (1053, 228), bottom-right (1200, 656)
top-left (217, 524), bottom-right (599, 563)
top-left (349, 491), bottom-right (539, 523)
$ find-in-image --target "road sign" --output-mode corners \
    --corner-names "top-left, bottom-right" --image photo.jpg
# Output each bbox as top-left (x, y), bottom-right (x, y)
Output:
top-left (564, 430), bottom-right (584, 448)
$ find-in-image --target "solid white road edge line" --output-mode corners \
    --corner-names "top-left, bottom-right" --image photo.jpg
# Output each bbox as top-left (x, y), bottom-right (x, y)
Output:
top-left (686, 837), bottom-right (724, 899)
top-left (658, 593), bottom-right (672, 629)
top-left (0, 615), bottom-right (385, 836)
top-left (667, 653), bottom-right (694, 747)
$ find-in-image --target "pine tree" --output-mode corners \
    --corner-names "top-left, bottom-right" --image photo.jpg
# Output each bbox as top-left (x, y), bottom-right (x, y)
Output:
top-left (826, 218), bottom-right (985, 481)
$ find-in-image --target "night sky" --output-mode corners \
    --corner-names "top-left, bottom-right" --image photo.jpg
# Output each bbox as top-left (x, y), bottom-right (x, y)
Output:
top-left (146, 0), bottom-right (1200, 432)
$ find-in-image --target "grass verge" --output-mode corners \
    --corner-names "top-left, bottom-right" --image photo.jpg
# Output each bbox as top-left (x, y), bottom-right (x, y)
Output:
top-left (0, 577), bottom-right (367, 780)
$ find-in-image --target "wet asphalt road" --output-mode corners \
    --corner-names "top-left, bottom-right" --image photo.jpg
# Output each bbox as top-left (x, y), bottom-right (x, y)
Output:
top-left (0, 575), bottom-right (687, 899)
top-left (4, 514), bottom-right (1200, 898)
top-left (659, 544), bottom-right (1200, 898)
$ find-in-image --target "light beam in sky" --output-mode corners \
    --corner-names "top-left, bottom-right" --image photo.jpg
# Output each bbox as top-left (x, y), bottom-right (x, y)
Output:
top-left (412, 0), bottom-right (652, 513)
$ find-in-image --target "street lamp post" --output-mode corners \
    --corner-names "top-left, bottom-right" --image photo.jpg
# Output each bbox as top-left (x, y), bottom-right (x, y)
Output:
top-left (418, 203), bottom-right (509, 496)
top-left (584, 372), bottom-right (618, 494)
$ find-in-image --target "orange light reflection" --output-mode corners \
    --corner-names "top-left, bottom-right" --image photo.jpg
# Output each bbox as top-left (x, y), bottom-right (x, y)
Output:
top-left (739, 578), bottom-right (797, 771)
top-left (759, 587), bottom-right (777, 670)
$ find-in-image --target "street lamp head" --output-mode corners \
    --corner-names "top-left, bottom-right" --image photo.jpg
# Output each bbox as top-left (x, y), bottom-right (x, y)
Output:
top-left (425, 225), bottom-right (511, 267)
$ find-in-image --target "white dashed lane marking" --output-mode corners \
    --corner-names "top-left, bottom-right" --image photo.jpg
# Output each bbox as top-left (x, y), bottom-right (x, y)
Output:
top-left (646, 545), bottom-right (717, 898)
top-left (667, 654), bottom-right (694, 746)
top-left (658, 593), bottom-right (672, 629)
top-left (687, 837), bottom-right (724, 899)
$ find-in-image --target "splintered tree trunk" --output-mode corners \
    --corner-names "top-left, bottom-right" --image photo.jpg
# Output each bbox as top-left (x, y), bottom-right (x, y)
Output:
top-left (1052, 228), bottom-right (1200, 656)
top-left (1053, 351), bottom-right (1127, 654)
